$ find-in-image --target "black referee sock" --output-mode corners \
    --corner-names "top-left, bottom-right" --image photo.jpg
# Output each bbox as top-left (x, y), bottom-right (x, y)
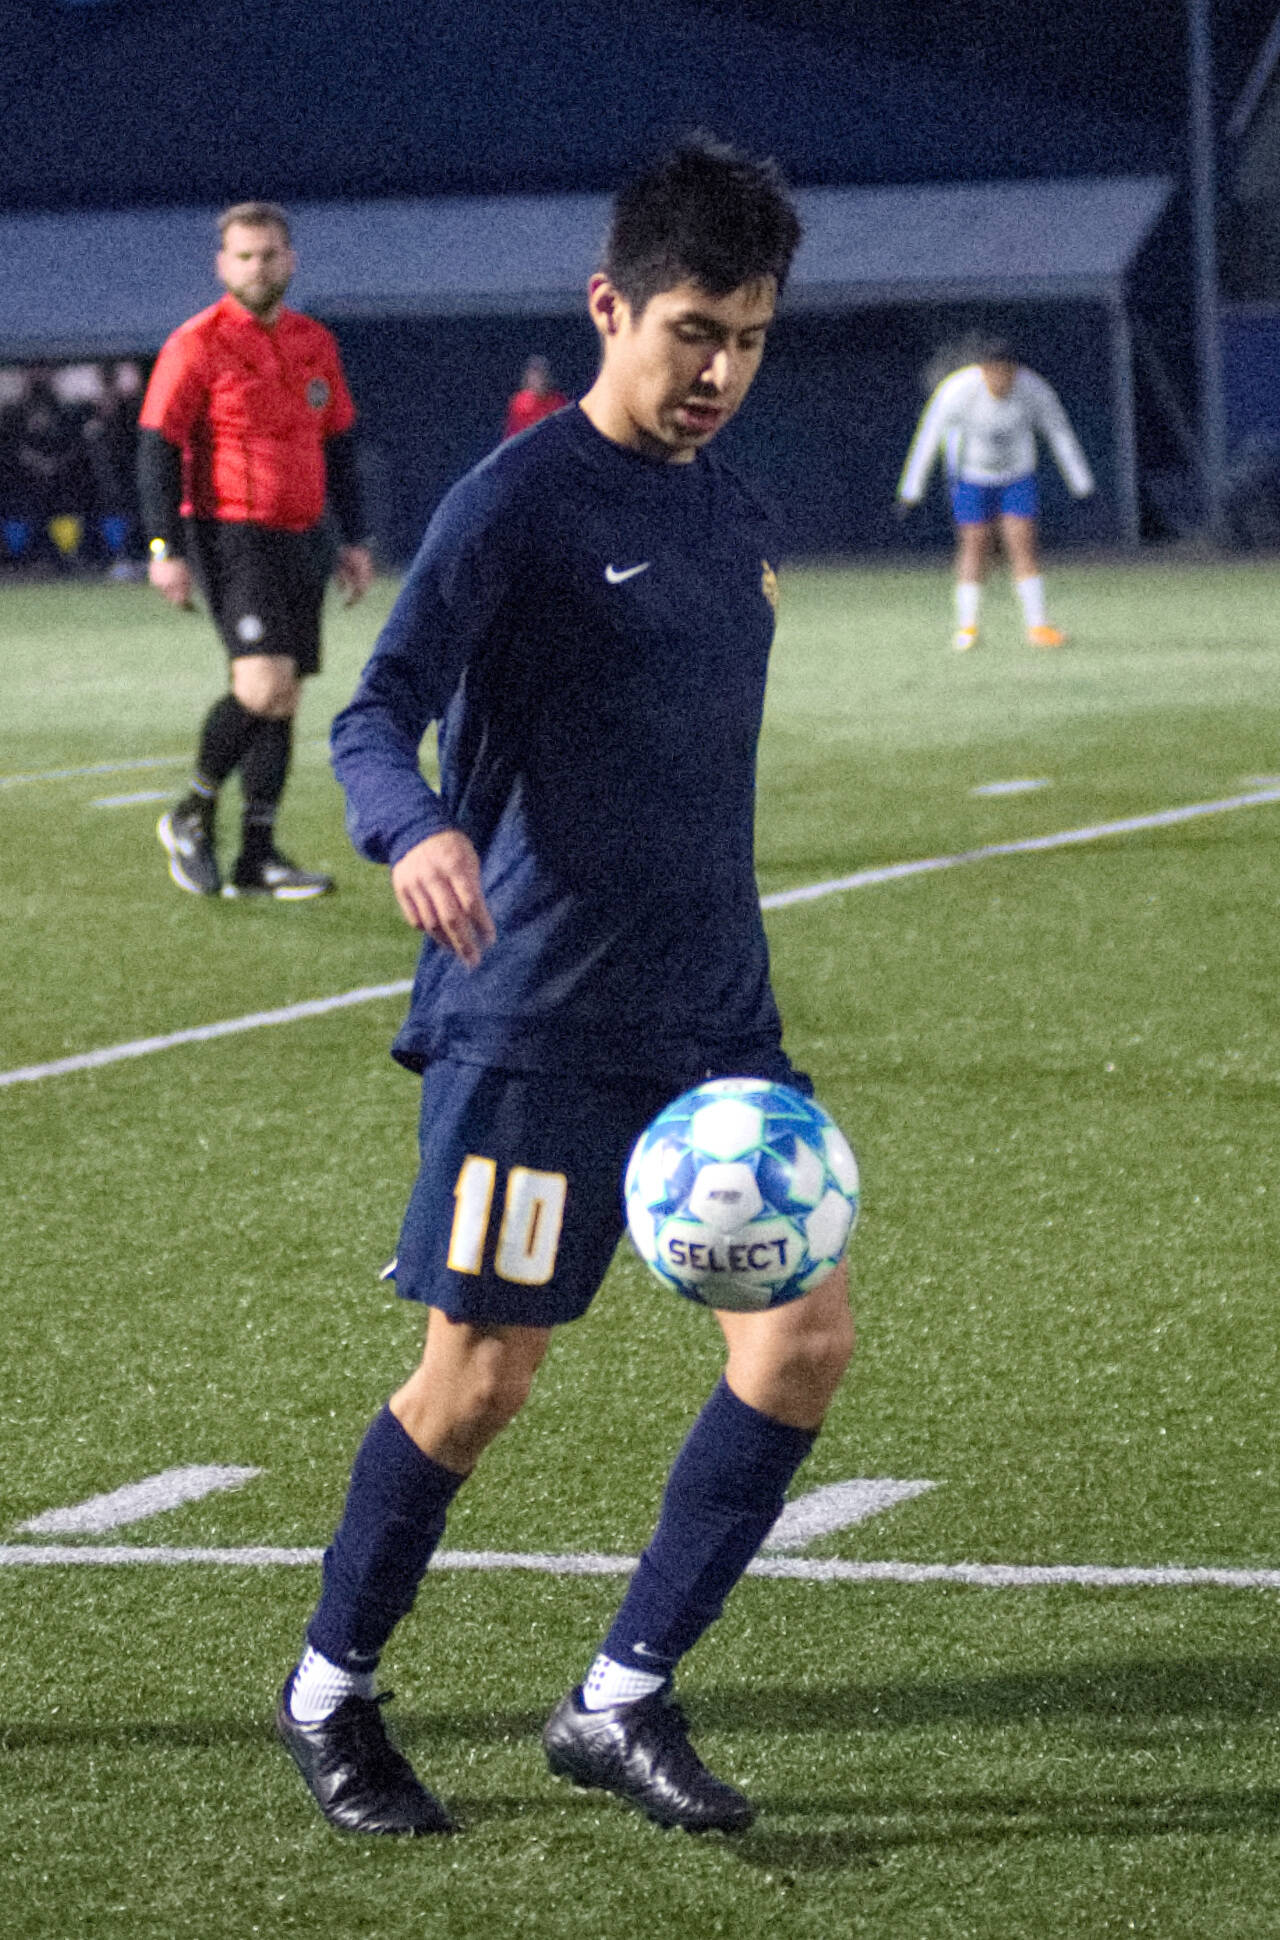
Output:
top-left (192, 692), bottom-right (259, 796)
top-left (238, 715), bottom-right (294, 864)
top-left (239, 714), bottom-right (293, 810)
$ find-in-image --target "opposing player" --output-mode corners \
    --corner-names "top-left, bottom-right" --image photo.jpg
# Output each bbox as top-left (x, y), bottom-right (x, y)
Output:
top-left (897, 340), bottom-right (1094, 652)
top-left (276, 139), bottom-right (856, 1838)
top-left (138, 202), bottom-right (374, 900)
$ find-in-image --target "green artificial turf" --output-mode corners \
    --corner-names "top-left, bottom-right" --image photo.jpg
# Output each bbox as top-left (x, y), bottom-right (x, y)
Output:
top-left (3, 555), bottom-right (1280, 1937)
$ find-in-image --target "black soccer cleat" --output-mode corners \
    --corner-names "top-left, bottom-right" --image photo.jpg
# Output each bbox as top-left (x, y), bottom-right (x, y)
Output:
top-left (275, 1681), bottom-right (455, 1836)
top-left (543, 1686), bottom-right (756, 1833)
top-left (157, 806), bottom-right (220, 896)
top-left (222, 850), bottom-right (334, 900)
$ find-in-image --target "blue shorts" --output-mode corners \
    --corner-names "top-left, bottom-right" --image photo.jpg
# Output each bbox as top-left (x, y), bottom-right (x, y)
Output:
top-left (393, 1052), bottom-right (810, 1327)
top-left (950, 474), bottom-right (1038, 526)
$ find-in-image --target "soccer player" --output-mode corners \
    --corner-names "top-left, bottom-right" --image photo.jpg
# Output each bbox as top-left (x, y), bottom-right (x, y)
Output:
top-left (276, 139), bottom-right (855, 1839)
top-left (501, 353), bottom-right (569, 439)
top-left (896, 340), bottom-right (1095, 652)
top-left (138, 201), bottom-right (374, 900)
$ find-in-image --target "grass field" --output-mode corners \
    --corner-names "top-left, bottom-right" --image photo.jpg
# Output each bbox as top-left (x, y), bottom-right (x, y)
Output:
top-left (4, 553), bottom-right (1280, 1938)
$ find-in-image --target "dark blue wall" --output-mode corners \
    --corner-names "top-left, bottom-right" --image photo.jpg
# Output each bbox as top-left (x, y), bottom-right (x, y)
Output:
top-left (333, 299), bottom-right (1116, 566)
top-left (2, 0), bottom-right (1175, 215)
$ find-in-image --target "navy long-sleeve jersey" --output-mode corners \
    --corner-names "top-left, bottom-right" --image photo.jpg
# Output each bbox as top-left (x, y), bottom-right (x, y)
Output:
top-left (330, 404), bottom-right (786, 1083)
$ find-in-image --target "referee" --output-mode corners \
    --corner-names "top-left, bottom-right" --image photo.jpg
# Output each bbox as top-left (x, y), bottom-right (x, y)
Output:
top-left (138, 201), bottom-right (373, 899)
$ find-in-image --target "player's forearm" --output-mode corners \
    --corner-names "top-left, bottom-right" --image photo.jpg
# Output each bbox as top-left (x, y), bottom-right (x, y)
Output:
top-left (136, 428), bottom-right (186, 556)
top-left (898, 421), bottom-right (943, 501)
top-left (331, 666), bottom-right (452, 867)
top-left (1053, 434), bottom-right (1094, 496)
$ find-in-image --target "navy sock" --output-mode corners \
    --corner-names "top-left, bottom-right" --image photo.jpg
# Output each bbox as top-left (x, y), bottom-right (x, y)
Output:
top-left (601, 1377), bottom-right (816, 1679)
top-left (306, 1405), bottom-right (466, 1672)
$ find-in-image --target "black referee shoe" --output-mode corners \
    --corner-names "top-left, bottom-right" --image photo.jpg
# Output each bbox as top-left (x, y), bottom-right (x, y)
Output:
top-left (223, 849), bottom-right (334, 900)
top-left (543, 1686), bottom-right (756, 1833)
top-left (157, 806), bottom-right (220, 896)
top-left (276, 1681), bottom-right (455, 1836)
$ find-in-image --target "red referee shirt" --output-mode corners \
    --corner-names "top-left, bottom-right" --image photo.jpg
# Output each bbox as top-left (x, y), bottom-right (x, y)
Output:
top-left (139, 294), bottom-right (356, 531)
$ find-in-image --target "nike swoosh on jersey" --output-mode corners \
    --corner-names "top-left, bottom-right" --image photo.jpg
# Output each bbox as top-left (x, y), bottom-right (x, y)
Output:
top-left (604, 561), bottom-right (651, 583)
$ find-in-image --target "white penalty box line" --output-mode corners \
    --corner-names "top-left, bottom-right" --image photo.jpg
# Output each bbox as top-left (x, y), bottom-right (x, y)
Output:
top-left (4, 785), bottom-right (1279, 1091)
top-left (2, 1544), bottom-right (1280, 1591)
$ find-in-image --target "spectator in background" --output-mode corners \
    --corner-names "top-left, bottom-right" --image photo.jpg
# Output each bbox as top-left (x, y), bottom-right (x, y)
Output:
top-left (502, 353), bottom-right (568, 440)
top-left (0, 368), bottom-right (28, 568)
top-left (84, 361), bottom-right (146, 577)
top-left (3, 366), bottom-right (92, 569)
top-left (896, 338), bottom-right (1094, 652)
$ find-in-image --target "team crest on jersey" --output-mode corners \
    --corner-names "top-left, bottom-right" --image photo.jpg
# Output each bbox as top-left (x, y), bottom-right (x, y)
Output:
top-left (306, 377), bottom-right (331, 410)
top-left (761, 560), bottom-right (779, 612)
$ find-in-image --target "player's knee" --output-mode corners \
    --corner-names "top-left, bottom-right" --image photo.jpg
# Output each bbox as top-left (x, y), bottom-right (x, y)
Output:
top-left (778, 1295), bottom-right (856, 1406)
top-left (457, 1342), bottom-right (542, 1438)
top-left (797, 1311), bottom-right (855, 1393)
top-left (231, 661), bottom-right (299, 718)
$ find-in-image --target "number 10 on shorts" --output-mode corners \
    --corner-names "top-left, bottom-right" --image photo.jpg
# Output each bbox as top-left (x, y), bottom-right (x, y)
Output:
top-left (446, 1156), bottom-right (569, 1286)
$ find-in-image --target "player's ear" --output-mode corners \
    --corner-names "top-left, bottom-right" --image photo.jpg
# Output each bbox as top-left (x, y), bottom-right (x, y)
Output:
top-left (587, 275), bottom-right (628, 338)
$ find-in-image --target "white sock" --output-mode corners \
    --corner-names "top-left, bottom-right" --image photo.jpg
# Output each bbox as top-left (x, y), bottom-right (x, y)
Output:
top-left (287, 1645), bottom-right (375, 1724)
top-left (1015, 575), bottom-right (1046, 627)
top-left (580, 1653), bottom-right (668, 1711)
top-left (955, 581), bottom-right (981, 630)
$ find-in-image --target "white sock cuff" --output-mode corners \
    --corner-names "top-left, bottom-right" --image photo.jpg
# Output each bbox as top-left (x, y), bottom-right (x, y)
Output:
top-left (287, 1645), bottom-right (376, 1724)
top-left (580, 1653), bottom-right (668, 1711)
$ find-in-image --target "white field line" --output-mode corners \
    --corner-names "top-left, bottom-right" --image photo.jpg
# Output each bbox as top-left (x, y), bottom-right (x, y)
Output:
top-left (756, 785), bottom-right (1280, 910)
top-left (2, 1544), bottom-right (1280, 1590)
top-left (763, 1479), bottom-right (936, 1551)
top-left (0, 754), bottom-right (188, 789)
top-left (17, 1466), bottom-right (261, 1536)
top-left (92, 790), bottom-right (171, 808)
top-left (0, 983), bottom-right (414, 1088)
top-left (5, 786), bottom-right (1279, 1091)
top-left (0, 741), bottom-right (331, 791)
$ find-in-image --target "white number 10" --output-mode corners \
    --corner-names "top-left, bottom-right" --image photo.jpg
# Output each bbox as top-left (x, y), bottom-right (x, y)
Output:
top-left (446, 1156), bottom-right (568, 1286)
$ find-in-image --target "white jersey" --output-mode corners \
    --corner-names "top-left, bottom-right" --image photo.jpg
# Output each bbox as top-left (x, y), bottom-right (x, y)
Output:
top-left (898, 364), bottom-right (1094, 503)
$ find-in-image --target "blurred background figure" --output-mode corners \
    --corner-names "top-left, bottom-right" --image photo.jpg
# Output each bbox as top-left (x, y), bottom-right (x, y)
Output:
top-left (897, 338), bottom-right (1095, 653)
top-left (0, 367), bottom-right (28, 569)
top-left (502, 353), bottom-right (568, 440)
top-left (83, 360), bottom-right (147, 577)
top-left (1, 364), bottom-right (93, 570)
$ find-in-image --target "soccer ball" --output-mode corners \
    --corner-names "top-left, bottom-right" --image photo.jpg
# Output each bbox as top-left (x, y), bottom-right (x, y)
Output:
top-left (623, 1078), bottom-right (860, 1312)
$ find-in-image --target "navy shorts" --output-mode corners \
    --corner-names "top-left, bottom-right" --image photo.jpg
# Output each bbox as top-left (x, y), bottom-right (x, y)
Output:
top-left (187, 518), bottom-right (333, 675)
top-left (950, 473), bottom-right (1038, 526)
top-left (393, 1052), bottom-right (810, 1328)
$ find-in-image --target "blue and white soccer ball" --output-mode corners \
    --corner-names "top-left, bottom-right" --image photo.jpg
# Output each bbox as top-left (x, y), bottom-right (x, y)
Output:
top-left (623, 1078), bottom-right (860, 1312)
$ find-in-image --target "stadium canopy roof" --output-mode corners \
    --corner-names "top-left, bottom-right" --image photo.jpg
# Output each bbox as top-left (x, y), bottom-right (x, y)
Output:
top-left (0, 175), bottom-right (1173, 361)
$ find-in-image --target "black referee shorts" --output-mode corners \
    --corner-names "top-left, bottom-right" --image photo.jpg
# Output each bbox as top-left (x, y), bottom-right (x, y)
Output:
top-left (187, 519), bottom-right (336, 676)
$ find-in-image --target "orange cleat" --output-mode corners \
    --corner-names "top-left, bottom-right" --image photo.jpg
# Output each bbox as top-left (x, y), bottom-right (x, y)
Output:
top-left (1028, 624), bottom-right (1067, 648)
top-left (952, 626), bottom-right (979, 652)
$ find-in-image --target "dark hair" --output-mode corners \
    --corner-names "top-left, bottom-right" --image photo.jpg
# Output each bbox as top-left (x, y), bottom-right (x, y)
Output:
top-left (602, 136), bottom-right (802, 313)
top-left (217, 200), bottom-right (291, 245)
top-left (976, 336), bottom-right (1017, 365)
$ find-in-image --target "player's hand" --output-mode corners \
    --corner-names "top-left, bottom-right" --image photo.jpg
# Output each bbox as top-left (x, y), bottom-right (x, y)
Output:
top-left (391, 829), bottom-right (496, 967)
top-left (148, 555), bottom-right (195, 609)
top-left (335, 544), bottom-right (375, 607)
